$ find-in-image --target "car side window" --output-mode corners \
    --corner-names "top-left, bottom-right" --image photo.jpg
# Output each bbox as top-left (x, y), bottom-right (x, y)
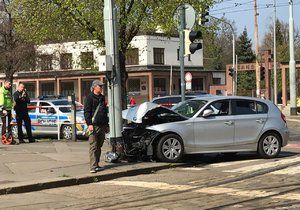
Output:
top-left (256, 101), bottom-right (268, 114)
top-left (233, 100), bottom-right (256, 115)
top-left (206, 100), bottom-right (230, 116)
top-left (28, 102), bottom-right (37, 113)
top-left (39, 102), bottom-right (56, 114)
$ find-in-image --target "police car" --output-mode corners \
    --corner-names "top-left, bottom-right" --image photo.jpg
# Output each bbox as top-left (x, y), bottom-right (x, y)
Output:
top-left (12, 96), bottom-right (88, 140)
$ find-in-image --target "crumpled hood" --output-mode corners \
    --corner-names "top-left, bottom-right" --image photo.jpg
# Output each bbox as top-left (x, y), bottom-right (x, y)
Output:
top-left (122, 102), bottom-right (160, 123)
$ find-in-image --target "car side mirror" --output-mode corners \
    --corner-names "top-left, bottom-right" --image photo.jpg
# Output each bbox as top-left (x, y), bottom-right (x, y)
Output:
top-left (202, 109), bottom-right (214, 117)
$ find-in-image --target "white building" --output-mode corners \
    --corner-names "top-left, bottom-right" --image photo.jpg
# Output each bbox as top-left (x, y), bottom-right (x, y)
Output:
top-left (12, 34), bottom-right (225, 103)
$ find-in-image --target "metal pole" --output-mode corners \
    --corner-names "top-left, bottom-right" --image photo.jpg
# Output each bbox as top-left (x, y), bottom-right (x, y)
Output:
top-left (236, 54), bottom-right (238, 95)
top-left (289, 0), bottom-right (297, 115)
top-left (180, 5), bottom-right (186, 102)
top-left (232, 33), bottom-right (236, 95)
top-left (273, 0), bottom-right (278, 105)
top-left (254, 0), bottom-right (260, 97)
top-left (170, 65), bottom-right (173, 95)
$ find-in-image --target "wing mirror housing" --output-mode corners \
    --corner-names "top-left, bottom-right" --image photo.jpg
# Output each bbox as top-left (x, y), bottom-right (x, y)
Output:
top-left (202, 109), bottom-right (214, 117)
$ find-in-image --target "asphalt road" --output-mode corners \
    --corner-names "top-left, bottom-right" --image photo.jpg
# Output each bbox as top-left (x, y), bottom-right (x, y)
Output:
top-left (1, 146), bottom-right (299, 210)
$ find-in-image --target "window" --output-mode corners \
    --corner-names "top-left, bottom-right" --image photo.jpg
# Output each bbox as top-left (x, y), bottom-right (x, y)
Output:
top-left (206, 100), bottom-right (230, 116)
top-left (39, 102), bottom-right (56, 114)
top-left (213, 78), bottom-right (221, 85)
top-left (126, 48), bottom-right (139, 65)
top-left (257, 102), bottom-right (268, 114)
top-left (192, 78), bottom-right (204, 91)
top-left (128, 79), bottom-right (140, 92)
top-left (28, 102), bottom-right (37, 113)
top-left (233, 100), bottom-right (256, 115)
top-left (40, 55), bottom-right (53, 70)
top-left (80, 52), bottom-right (95, 69)
top-left (154, 78), bottom-right (166, 93)
top-left (153, 48), bottom-right (164, 64)
top-left (60, 81), bottom-right (74, 97)
top-left (41, 83), bottom-right (55, 96)
top-left (23, 83), bottom-right (35, 99)
top-left (60, 53), bottom-right (73, 69)
top-left (172, 100), bottom-right (207, 118)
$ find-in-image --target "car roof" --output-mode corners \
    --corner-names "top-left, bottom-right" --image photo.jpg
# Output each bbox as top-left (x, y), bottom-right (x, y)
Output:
top-left (190, 95), bottom-right (272, 104)
top-left (151, 94), bottom-right (211, 101)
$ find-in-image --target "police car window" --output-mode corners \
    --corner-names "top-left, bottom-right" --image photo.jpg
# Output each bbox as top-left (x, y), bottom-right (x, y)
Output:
top-left (52, 100), bottom-right (71, 113)
top-left (39, 102), bottom-right (55, 114)
top-left (28, 102), bottom-right (37, 113)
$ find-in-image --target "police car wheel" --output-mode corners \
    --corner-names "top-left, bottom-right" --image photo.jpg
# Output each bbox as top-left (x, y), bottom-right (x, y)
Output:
top-left (61, 125), bottom-right (72, 140)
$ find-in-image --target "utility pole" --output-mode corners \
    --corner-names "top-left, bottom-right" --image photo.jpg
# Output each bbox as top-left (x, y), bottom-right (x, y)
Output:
top-left (236, 55), bottom-right (238, 95)
top-left (180, 6), bottom-right (186, 102)
top-left (103, 0), bottom-right (123, 147)
top-left (273, 0), bottom-right (278, 105)
top-left (253, 0), bottom-right (260, 97)
top-left (289, 0), bottom-right (297, 115)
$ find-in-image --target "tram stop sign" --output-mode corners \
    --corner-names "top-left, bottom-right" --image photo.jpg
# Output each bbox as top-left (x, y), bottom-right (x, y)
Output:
top-left (185, 72), bottom-right (192, 90)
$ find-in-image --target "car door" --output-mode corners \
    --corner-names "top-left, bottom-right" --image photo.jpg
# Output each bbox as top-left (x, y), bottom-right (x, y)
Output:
top-left (37, 101), bottom-right (57, 134)
top-left (193, 99), bottom-right (235, 150)
top-left (27, 101), bottom-right (38, 135)
top-left (232, 99), bottom-right (268, 145)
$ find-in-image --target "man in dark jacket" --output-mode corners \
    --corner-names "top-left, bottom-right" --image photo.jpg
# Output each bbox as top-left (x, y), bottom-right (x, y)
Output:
top-left (13, 83), bottom-right (35, 143)
top-left (84, 80), bottom-right (109, 173)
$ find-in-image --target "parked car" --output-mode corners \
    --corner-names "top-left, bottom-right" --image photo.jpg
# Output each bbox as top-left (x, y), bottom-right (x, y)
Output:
top-left (151, 93), bottom-right (211, 108)
top-left (122, 96), bottom-right (289, 162)
top-left (11, 97), bottom-right (87, 140)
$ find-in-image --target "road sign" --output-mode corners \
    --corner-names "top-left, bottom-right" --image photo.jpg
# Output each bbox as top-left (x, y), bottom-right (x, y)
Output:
top-left (173, 4), bottom-right (196, 30)
top-left (186, 81), bottom-right (192, 90)
top-left (185, 72), bottom-right (192, 82)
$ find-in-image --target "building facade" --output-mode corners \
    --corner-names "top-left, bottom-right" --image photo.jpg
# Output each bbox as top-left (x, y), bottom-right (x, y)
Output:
top-left (6, 35), bottom-right (225, 104)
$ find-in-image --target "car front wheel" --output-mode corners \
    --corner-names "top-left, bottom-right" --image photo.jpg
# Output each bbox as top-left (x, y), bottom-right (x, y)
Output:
top-left (258, 132), bottom-right (281, 159)
top-left (156, 134), bottom-right (183, 163)
top-left (61, 125), bottom-right (72, 140)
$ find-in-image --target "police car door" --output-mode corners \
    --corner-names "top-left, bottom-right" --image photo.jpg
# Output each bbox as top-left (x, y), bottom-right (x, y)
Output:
top-left (27, 101), bottom-right (38, 135)
top-left (37, 102), bottom-right (57, 134)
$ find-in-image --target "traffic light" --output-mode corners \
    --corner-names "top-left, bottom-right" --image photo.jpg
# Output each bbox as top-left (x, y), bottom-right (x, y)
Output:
top-left (199, 7), bottom-right (209, 25)
top-left (260, 65), bottom-right (265, 80)
top-left (228, 67), bottom-right (234, 77)
top-left (184, 30), bottom-right (202, 56)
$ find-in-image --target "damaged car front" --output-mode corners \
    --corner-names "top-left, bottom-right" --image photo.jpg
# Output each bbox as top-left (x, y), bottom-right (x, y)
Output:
top-left (121, 100), bottom-right (207, 162)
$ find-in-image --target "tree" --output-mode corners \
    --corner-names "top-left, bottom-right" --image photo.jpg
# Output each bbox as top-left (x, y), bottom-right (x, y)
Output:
top-left (203, 18), bottom-right (236, 71)
top-left (12, 0), bottom-right (217, 107)
top-left (0, 0), bottom-right (35, 83)
top-left (236, 27), bottom-right (256, 96)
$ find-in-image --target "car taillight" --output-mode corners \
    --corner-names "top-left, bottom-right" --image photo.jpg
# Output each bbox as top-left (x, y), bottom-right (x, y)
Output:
top-left (281, 113), bottom-right (286, 124)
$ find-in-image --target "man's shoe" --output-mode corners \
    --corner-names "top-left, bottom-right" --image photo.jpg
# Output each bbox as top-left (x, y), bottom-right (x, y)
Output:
top-left (95, 166), bottom-right (104, 172)
top-left (28, 139), bottom-right (36, 143)
top-left (90, 168), bottom-right (97, 173)
top-left (19, 140), bottom-right (26, 144)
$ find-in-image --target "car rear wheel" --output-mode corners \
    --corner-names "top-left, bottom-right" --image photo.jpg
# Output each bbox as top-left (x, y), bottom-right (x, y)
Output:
top-left (258, 132), bottom-right (281, 159)
top-left (156, 134), bottom-right (183, 163)
top-left (61, 125), bottom-right (72, 140)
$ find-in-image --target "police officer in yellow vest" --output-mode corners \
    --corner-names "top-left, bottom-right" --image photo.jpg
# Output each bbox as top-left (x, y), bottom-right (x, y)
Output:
top-left (0, 80), bottom-right (16, 144)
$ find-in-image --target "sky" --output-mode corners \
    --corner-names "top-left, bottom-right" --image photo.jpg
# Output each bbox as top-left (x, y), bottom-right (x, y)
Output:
top-left (211, 0), bottom-right (300, 44)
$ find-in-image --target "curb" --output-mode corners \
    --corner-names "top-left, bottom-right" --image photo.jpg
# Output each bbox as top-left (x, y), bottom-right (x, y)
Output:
top-left (0, 163), bottom-right (185, 195)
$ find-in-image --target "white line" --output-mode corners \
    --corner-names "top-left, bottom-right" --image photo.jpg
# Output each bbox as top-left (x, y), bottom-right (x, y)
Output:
top-left (99, 181), bottom-right (300, 201)
top-left (223, 156), bottom-right (300, 173)
top-left (271, 165), bottom-right (300, 175)
top-left (179, 167), bottom-right (206, 171)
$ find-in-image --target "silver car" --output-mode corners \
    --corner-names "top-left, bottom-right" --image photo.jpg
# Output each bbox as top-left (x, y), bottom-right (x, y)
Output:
top-left (122, 96), bottom-right (289, 162)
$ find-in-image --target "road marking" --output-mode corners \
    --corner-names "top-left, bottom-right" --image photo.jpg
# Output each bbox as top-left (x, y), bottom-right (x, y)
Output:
top-left (179, 167), bottom-right (206, 171)
top-left (223, 156), bottom-right (300, 173)
top-left (271, 165), bottom-right (300, 175)
top-left (100, 181), bottom-right (300, 201)
top-left (208, 159), bottom-right (259, 168)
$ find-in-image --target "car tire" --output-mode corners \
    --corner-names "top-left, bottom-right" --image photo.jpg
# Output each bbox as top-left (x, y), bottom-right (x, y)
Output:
top-left (258, 132), bottom-right (281, 159)
top-left (61, 125), bottom-right (72, 140)
top-left (156, 134), bottom-right (183, 163)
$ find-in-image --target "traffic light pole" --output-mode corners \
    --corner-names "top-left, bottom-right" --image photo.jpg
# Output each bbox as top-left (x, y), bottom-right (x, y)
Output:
top-left (289, 0), bottom-right (297, 115)
top-left (180, 6), bottom-right (186, 102)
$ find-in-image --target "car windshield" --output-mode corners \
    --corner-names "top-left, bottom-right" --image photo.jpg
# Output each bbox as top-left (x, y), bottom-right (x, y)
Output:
top-left (52, 101), bottom-right (84, 113)
top-left (172, 100), bottom-right (207, 118)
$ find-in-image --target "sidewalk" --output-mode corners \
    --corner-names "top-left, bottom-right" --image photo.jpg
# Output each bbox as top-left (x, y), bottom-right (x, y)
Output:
top-left (0, 140), bottom-right (177, 195)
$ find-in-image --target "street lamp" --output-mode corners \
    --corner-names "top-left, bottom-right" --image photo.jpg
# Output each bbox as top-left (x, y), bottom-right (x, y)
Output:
top-left (210, 16), bottom-right (236, 96)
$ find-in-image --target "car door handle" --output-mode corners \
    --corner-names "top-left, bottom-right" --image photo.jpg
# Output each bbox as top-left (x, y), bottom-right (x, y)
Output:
top-left (224, 121), bottom-right (234, 126)
top-left (256, 119), bottom-right (265, 124)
